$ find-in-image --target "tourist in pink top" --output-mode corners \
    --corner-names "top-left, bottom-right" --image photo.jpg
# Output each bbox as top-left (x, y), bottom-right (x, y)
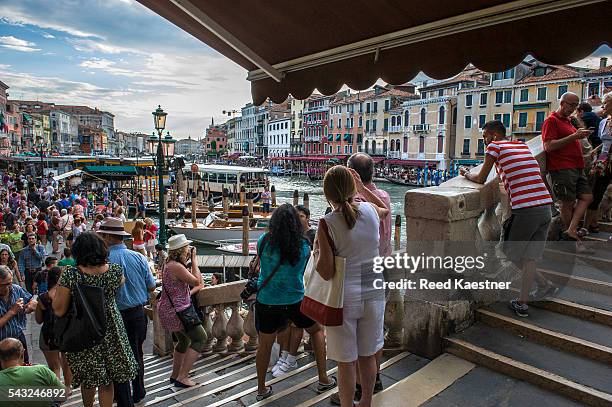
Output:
top-left (157, 234), bottom-right (204, 388)
top-left (348, 153), bottom-right (392, 257)
top-left (462, 120), bottom-right (556, 318)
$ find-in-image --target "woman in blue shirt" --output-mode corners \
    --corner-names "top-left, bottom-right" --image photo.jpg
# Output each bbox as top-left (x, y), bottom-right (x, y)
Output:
top-left (254, 204), bottom-right (336, 401)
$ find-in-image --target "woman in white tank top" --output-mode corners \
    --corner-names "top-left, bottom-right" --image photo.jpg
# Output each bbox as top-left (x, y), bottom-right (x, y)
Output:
top-left (315, 166), bottom-right (389, 407)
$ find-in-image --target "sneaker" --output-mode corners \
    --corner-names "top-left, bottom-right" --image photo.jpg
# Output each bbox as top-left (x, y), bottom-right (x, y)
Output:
top-left (530, 282), bottom-right (559, 300)
top-left (316, 375), bottom-right (337, 393)
top-left (271, 354), bottom-right (287, 376)
top-left (271, 358), bottom-right (298, 377)
top-left (374, 376), bottom-right (383, 393)
top-left (509, 299), bottom-right (529, 317)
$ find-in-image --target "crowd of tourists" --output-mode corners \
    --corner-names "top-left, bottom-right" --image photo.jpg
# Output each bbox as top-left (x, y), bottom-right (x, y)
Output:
top-left (0, 92), bottom-right (610, 407)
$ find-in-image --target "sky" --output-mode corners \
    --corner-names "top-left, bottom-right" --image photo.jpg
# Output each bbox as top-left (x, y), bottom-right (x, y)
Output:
top-left (0, 1), bottom-right (610, 140)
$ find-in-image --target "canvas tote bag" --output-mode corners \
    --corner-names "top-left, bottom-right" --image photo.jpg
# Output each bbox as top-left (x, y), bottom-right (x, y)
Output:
top-left (301, 218), bottom-right (346, 326)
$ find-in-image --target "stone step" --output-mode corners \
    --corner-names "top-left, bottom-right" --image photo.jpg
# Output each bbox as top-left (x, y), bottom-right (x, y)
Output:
top-left (544, 247), bottom-right (612, 271)
top-left (476, 307), bottom-right (612, 364)
top-left (538, 258), bottom-right (611, 285)
top-left (537, 268), bottom-right (612, 297)
top-left (530, 297), bottom-right (612, 327)
top-left (445, 336), bottom-right (612, 407)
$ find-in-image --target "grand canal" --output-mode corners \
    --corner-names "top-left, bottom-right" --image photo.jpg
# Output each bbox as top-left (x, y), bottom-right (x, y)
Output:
top-left (192, 175), bottom-right (415, 255)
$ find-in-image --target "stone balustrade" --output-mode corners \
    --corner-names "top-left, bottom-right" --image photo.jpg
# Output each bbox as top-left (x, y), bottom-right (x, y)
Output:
top-left (401, 135), bottom-right (545, 358)
top-left (149, 280), bottom-right (256, 356)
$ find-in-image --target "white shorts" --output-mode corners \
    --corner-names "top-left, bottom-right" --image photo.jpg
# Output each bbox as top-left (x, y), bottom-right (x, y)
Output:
top-left (325, 300), bottom-right (384, 363)
top-left (133, 243), bottom-right (146, 250)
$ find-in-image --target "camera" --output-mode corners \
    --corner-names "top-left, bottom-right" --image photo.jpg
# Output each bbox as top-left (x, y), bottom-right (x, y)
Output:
top-left (240, 277), bottom-right (259, 300)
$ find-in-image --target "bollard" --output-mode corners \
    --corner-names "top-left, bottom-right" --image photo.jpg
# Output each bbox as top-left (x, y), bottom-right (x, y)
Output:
top-left (271, 185), bottom-right (277, 207)
top-left (240, 186), bottom-right (246, 205)
top-left (292, 189), bottom-right (299, 206)
top-left (394, 214), bottom-right (401, 251)
top-left (247, 192), bottom-right (254, 218)
top-left (192, 193), bottom-right (198, 227)
top-left (303, 192), bottom-right (309, 210)
top-left (222, 188), bottom-right (229, 215)
top-left (242, 206), bottom-right (249, 256)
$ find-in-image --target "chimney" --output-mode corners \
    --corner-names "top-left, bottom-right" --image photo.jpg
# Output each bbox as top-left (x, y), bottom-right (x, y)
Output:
top-left (600, 57), bottom-right (608, 69)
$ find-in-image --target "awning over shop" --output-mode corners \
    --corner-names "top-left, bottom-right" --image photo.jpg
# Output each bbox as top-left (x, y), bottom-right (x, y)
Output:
top-left (136, 0), bottom-right (611, 104)
top-left (82, 165), bottom-right (138, 178)
top-left (53, 169), bottom-right (83, 181)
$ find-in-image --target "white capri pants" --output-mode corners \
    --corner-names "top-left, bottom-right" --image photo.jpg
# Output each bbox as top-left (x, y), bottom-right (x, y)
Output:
top-left (325, 300), bottom-right (384, 363)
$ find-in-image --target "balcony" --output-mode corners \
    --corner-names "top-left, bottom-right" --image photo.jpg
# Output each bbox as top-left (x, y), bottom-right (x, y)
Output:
top-left (413, 124), bottom-right (430, 133)
top-left (387, 151), bottom-right (401, 158)
top-left (389, 125), bottom-right (402, 133)
top-left (512, 123), bottom-right (543, 133)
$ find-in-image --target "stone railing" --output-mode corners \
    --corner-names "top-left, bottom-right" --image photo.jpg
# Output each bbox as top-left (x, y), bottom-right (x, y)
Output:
top-left (150, 281), bottom-right (257, 355)
top-left (401, 135), bottom-right (545, 358)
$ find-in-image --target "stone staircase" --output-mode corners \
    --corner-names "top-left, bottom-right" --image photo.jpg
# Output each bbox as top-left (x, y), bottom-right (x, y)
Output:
top-left (444, 237), bottom-right (612, 407)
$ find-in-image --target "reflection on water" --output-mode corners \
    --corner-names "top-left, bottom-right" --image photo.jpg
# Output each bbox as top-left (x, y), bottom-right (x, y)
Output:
top-left (190, 175), bottom-right (415, 255)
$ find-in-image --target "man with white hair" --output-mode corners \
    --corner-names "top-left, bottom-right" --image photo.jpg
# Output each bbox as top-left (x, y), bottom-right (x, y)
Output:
top-left (542, 92), bottom-right (593, 245)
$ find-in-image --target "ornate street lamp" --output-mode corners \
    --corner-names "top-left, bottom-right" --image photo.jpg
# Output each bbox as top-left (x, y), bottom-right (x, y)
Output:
top-left (151, 105), bottom-right (168, 245)
top-left (36, 135), bottom-right (45, 184)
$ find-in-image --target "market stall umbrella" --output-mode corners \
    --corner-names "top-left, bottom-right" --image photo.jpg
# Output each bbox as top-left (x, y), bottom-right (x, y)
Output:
top-left (136, 0), bottom-right (611, 104)
top-left (239, 155), bottom-right (257, 160)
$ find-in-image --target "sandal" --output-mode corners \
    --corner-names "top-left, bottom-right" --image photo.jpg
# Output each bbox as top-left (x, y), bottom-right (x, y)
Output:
top-left (256, 385), bottom-right (273, 401)
top-left (559, 231), bottom-right (577, 241)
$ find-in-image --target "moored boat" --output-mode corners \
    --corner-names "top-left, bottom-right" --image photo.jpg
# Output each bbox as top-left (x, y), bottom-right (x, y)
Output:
top-left (169, 213), bottom-right (268, 244)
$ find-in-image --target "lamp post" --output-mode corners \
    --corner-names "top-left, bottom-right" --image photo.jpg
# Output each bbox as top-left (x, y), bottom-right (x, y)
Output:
top-left (36, 136), bottom-right (45, 185)
top-left (151, 105), bottom-right (168, 245)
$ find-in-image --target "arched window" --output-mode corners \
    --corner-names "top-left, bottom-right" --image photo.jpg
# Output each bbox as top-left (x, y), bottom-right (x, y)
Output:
top-left (437, 134), bottom-right (444, 153)
top-left (365, 140), bottom-right (369, 153)
top-left (439, 106), bottom-right (446, 124)
top-left (404, 111), bottom-right (410, 126)
top-left (419, 136), bottom-right (425, 153)
top-left (420, 108), bottom-right (427, 124)
top-left (397, 116), bottom-right (402, 126)
top-left (403, 136), bottom-right (408, 153)
top-left (391, 116), bottom-right (396, 126)
top-left (383, 139), bottom-right (388, 153)
top-left (324, 126), bottom-right (328, 136)
top-left (372, 140), bottom-right (377, 155)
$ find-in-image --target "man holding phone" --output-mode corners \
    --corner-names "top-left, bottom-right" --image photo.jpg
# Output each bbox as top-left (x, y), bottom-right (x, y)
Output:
top-left (543, 92), bottom-right (593, 245)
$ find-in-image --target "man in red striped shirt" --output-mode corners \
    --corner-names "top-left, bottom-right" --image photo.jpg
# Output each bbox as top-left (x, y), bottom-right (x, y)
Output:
top-left (461, 120), bottom-right (555, 317)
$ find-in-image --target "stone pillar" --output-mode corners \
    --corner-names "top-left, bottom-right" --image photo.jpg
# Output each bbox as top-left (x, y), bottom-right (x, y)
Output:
top-left (152, 302), bottom-right (173, 356)
top-left (202, 307), bottom-right (214, 354)
top-left (244, 302), bottom-right (258, 352)
top-left (226, 302), bottom-right (245, 353)
top-left (212, 305), bottom-right (228, 353)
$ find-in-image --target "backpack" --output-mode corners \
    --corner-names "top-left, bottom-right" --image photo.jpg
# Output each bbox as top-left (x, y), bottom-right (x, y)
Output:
top-left (40, 293), bottom-right (57, 349)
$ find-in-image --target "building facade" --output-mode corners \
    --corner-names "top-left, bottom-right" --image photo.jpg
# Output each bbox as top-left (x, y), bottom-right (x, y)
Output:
top-left (582, 58), bottom-right (612, 99)
top-left (175, 136), bottom-right (201, 156)
top-left (303, 94), bottom-right (330, 156)
top-left (267, 117), bottom-right (291, 157)
top-left (290, 98), bottom-right (304, 156)
top-left (224, 116), bottom-right (239, 154)
top-left (203, 123), bottom-right (227, 156)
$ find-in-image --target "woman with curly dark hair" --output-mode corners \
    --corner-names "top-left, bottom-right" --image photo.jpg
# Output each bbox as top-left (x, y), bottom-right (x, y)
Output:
top-left (254, 204), bottom-right (336, 401)
top-left (53, 232), bottom-right (137, 407)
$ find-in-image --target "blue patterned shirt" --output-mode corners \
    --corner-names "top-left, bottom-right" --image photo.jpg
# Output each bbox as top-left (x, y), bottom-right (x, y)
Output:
top-left (0, 284), bottom-right (33, 340)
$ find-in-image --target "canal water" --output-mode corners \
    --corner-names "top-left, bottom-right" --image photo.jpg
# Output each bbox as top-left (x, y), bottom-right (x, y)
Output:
top-left (192, 176), bottom-right (415, 255)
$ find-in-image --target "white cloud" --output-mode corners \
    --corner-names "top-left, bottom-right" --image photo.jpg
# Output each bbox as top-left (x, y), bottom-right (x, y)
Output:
top-left (0, 11), bottom-right (103, 39)
top-left (42, 33), bottom-right (55, 39)
top-left (0, 36), bottom-right (40, 52)
top-left (69, 38), bottom-right (140, 55)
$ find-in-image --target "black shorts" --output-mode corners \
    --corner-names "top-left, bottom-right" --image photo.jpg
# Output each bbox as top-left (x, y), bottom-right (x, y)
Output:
top-left (255, 300), bottom-right (315, 334)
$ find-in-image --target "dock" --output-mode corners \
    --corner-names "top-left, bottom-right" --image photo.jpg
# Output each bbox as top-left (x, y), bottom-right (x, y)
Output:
top-left (196, 254), bottom-right (253, 270)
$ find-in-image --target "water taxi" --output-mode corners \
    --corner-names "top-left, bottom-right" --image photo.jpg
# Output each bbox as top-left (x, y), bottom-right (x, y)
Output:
top-left (183, 164), bottom-right (268, 198)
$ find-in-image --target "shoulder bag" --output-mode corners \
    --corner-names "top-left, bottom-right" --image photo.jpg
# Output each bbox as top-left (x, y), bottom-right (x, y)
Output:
top-left (54, 268), bottom-right (107, 352)
top-left (300, 218), bottom-right (346, 326)
top-left (162, 265), bottom-right (202, 331)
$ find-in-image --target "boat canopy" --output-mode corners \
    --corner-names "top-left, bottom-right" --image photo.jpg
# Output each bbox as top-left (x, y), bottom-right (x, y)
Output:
top-left (183, 164), bottom-right (268, 174)
top-left (53, 169), bottom-right (83, 181)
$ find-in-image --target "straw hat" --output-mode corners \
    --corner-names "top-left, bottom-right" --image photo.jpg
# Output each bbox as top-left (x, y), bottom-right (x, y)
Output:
top-left (98, 217), bottom-right (131, 236)
top-left (167, 234), bottom-right (192, 251)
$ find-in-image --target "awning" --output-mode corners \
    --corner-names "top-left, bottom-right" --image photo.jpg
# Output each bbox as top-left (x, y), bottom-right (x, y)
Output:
top-left (83, 165), bottom-right (138, 178)
top-left (136, 0), bottom-right (611, 104)
top-left (53, 169), bottom-right (83, 181)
